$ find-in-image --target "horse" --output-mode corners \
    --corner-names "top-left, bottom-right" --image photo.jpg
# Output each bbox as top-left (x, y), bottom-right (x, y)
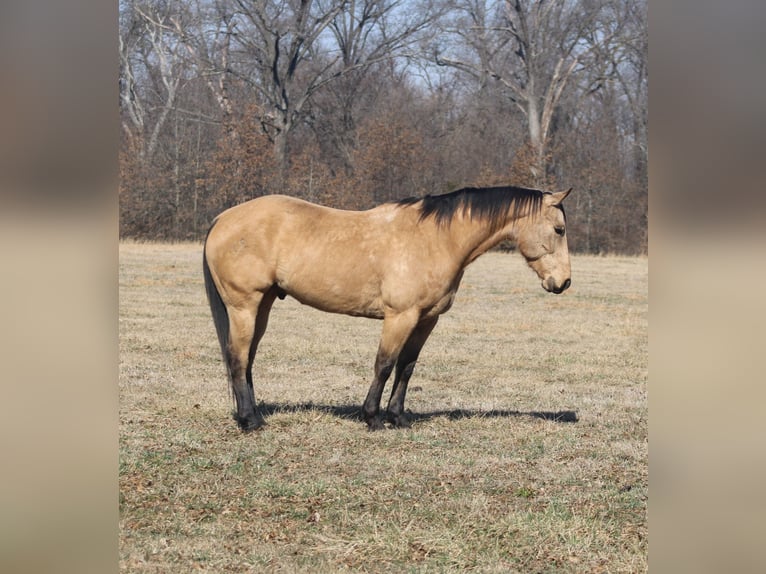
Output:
top-left (203, 185), bottom-right (572, 432)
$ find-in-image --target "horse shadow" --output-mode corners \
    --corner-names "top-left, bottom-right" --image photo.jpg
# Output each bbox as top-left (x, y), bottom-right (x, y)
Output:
top-left (253, 402), bottom-right (578, 424)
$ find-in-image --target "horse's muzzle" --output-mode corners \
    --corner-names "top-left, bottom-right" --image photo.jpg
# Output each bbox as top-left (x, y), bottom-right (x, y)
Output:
top-left (544, 277), bottom-right (571, 294)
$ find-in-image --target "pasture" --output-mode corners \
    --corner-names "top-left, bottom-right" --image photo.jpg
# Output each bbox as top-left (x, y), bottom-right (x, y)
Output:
top-left (119, 242), bottom-right (647, 572)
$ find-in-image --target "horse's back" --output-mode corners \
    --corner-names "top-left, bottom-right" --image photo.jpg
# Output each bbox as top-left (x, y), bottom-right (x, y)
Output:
top-left (204, 195), bottom-right (455, 317)
top-left (205, 196), bottom-right (378, 294)
top-left (213, 194), bottom-right (316, 227)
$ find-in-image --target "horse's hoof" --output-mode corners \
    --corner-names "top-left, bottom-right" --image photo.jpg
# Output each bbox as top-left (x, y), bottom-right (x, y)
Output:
top-left (366, 417), bottom-right (386, 431)
top-left (388, 414), bottom-right (412, 429)
top-left (238, 415), bottom-right (265, 433)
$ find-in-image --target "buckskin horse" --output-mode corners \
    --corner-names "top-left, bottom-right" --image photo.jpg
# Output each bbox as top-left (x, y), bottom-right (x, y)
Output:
top-left (203, 186), bottom-right (571, 432)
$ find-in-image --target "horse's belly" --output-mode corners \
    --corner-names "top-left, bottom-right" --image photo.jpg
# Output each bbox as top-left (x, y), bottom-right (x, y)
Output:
top-left (278, 276), bottom-right (386, 319)
top-left (288, 290), bottom-right (385, 319)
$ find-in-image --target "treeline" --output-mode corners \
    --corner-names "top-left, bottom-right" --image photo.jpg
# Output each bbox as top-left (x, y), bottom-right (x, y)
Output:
top-left (119, 0), bottom-right (647, 254)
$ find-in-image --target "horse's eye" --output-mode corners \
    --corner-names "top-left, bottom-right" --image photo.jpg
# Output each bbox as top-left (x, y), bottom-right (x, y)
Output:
top-left (554, 226), bottom-right (565, 237)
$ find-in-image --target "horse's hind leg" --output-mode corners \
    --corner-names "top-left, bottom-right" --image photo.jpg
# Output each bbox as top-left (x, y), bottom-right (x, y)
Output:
top-left (227, 289), bottom-right (277, 431)
top-left (227, 303), bottom-right (261, 431)
top-left (387, 316), bottom-right (439, 428)
top-left (245, 288), bottom-right (278, 399)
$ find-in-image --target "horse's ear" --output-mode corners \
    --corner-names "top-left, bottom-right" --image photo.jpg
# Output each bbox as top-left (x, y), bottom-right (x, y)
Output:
top-left (545, 188), bottom-right (572, 206)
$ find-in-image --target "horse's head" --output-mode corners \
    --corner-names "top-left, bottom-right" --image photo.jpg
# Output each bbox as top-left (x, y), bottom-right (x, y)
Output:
top-left (517, 188), bottom-right (572, 294)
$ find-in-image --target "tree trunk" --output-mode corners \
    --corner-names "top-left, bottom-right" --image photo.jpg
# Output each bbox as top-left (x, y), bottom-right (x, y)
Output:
top-left (273, 125), bottom-right (290, 186)
top-left (526, 96), bottom-right (545, 185)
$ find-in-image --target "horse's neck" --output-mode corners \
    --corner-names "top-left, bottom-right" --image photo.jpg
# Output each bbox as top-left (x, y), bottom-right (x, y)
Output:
top-left (448, 214), bottom-right (520, 266)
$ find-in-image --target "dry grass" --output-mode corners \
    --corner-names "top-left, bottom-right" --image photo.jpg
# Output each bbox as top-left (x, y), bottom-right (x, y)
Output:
top-left (119, 242), bottom-right (647, 573)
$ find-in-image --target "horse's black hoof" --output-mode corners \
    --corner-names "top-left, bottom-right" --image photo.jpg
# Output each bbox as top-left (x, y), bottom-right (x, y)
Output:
top-left (237, 414), bottom-right (265, 433)
top-left (366, 417), bottom-right (386, 431)
top-left (389, 415), bottom-right (412, 429)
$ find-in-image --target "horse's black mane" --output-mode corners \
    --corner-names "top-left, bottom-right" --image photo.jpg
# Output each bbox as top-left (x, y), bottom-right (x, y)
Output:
top-left (396, 185), bottom-right (544, 229)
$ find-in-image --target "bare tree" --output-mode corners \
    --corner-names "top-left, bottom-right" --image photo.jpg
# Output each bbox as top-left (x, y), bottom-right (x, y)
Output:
top-left (218, 0), bottom-right (348, 173)
top-left (435, 0), bottom-right (618, 184)
top-left (166, 0), bottom-right (241, 132)
top-left (316, 0), bottom-right (442, 172)
top-left (605, 0), bottom-right (647, 182)
top-left (119, 0), bottom-right (191, 160)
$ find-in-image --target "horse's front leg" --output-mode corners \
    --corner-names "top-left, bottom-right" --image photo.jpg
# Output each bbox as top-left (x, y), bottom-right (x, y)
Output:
top-left (387, 316), bottom-right (439, 429)
top-left (362, 310), bottom-right (420, 430)
top-left (362, 351), bottom-right (396, 430)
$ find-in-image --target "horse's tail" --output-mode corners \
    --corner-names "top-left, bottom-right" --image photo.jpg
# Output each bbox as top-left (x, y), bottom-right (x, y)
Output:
top-left (203, 220), bottom-right (229, 365)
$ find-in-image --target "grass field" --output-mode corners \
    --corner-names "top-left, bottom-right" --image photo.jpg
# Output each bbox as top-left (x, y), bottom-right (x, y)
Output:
top-left (119, 241), bottom-right (647, 573)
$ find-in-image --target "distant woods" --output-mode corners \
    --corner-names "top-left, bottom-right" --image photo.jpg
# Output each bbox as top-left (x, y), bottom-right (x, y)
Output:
top-left (119, 0), bottom-right (647, 254)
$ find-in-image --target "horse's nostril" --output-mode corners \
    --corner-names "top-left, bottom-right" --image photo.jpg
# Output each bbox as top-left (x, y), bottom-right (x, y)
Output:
top-left (562, 278), bottom-right (571, 291)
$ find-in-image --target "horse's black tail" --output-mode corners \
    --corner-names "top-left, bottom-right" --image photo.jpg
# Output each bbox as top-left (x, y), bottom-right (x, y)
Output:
top-left (203, 221), bottom-right (229, 367)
